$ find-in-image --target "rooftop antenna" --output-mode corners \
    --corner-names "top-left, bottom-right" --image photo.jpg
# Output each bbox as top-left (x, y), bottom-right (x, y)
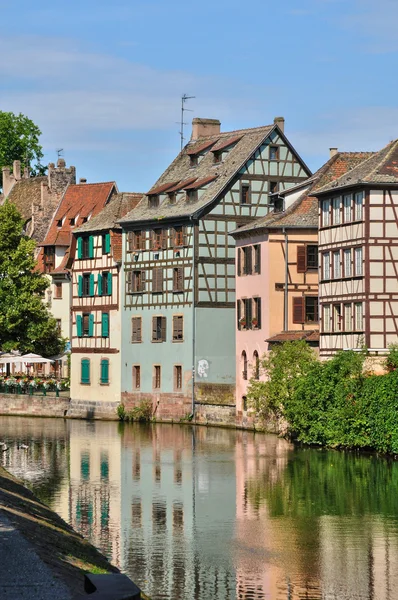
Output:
top-left (179, 94), bottom-right (195, 151)
top-left (56, 148), bottom-right (64, 159)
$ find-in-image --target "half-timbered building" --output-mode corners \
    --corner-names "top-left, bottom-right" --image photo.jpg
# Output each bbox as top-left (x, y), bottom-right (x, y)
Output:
top-left (313, 140), bottom-right (398, 357)
top-left (231, 149), bottom-right (373, 423)
top-left (70, 193), bottom-right (141, 415)
top-left (38, 181), bottom-right (118, 373)
top-left (118, 117), bottom-right (311, 421)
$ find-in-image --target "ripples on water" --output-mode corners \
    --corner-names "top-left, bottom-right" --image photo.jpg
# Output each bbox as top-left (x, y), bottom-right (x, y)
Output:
top-left (1, 416), bottom-right (398, 600)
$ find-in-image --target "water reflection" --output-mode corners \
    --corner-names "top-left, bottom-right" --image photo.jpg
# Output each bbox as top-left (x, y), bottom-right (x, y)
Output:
top-left (1, 417), bottom-right (398, 600)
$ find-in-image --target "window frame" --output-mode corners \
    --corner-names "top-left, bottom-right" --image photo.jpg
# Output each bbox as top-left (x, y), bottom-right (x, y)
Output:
top-left (153, 365), bottom-right (161, 389)
top-left (100, 358), bottom-right (110, 385)
top-left (133, 365), bottom-right (141, 389)
top-left (152, 316), bottom-right (166, 343)
top-left (269, 145), bottom-right (279, 161)
top-left (131, 317), bottom-right (142, 343)
top-left (304, 296), bottom-right (319, 324)
top-left (306, 245), bottom-right (318, 270)
top-left (172, 315), bottom-right (184, 342)
top-left (355, 246), bottom-right (363, 276)
top-left (240, 182), bottom-right (251, 205)
top-left (174, 365), bottom-right (183, 391)
top-left (81, 358), bottom-right (91, 385)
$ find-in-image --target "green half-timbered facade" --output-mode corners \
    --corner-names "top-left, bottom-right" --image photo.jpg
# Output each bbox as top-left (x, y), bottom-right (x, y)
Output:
top-left (119, 117), bottom-right (311, 420)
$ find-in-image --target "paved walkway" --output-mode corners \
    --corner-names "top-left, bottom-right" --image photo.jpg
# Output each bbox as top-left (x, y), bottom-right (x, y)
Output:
top-left (0, 510), bottom-right (72, 600)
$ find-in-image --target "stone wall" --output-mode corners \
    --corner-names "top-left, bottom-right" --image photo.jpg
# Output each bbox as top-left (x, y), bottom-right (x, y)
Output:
top-left (0, 394), bottom-right (70, 418)
top-left (67, 399), bottom-right (120, 420)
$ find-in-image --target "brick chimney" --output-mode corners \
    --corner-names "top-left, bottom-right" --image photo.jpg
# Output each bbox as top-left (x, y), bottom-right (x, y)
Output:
top-left (329, 147), bottom-right (338, 158)
top-left (191, 118), bottom-right (221, 141)
top-left (274, 117), bottom-right (285, 133)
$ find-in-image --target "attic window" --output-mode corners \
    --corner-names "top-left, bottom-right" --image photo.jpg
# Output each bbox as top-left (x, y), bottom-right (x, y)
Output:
top-left (168, 193), bottom-right (176, 204)
top-left (186, 189), bottom-right (198, 202)
top-left (190, 155), bottom-right (198, 167)
top-left (69, 217), bottom-right (75, 226)
top-left (270, 181), bottom-right (278, 194)
top-left (274, 197), bottom-right (284, 213)
top-left (213, 151), bottom-right (222, 164)
top-left (270, 146), bottom-right (279, 161)
top-left (57, 219), bottom-right (63, 227)
top-left (148, 195), bottom-right (159, 208)
top-left (82, 217), bottom-right (88, 223)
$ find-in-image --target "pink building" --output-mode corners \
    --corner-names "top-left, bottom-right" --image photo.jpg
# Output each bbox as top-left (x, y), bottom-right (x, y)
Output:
top-left (231, 150), bottom-right (373, 425)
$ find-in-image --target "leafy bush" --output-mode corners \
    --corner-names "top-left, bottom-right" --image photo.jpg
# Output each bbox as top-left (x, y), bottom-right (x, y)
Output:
top-left (117, 403), bottom-right (126, 421)
top-left (126, 399), bottom-right (153, 422)
top-left (385, 343), bottom-right (398, 371)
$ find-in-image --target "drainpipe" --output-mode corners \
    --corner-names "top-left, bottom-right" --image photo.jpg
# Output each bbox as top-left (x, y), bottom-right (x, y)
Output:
top-left (283, 228), bottom-right (289, 331)
top-left (190, 216), bottom-right (196, 418)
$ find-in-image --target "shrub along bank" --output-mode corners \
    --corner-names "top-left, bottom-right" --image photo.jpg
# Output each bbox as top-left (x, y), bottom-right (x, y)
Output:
top-left (247, 341), bottom-right (398, 454)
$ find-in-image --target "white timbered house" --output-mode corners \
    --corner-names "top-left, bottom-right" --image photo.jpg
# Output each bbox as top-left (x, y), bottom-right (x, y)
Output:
top-left (313, 140), bottom-right (398, 356)
top-left (118, 117), bottom-right (311, 422)
top-left (70, 193), bottom-right (140, 416)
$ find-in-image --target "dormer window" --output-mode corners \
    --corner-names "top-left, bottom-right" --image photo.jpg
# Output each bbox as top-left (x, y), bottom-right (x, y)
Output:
top-left (57, 219), bottom-right (63, 227)
top-left (82, 217), bottom-right (88, 223)
top-left (190, 155), bottom-right (198, 167)
top-left (186, 189), bottom-right (198, 202)
top-left (148, 195), bottom-right (159, 208)
top-left (69, 217), bottom-right (75, 226)
top-left (274, 197), bottom-right (284, 213)
top-left (269, 146), bottom-right (279, 161)
top-left (213, 151), bottom-right (222, 164)
top-left (168, 193), bottom-right (176, 204)
top-left (270, 181), bottom-right (278, 194)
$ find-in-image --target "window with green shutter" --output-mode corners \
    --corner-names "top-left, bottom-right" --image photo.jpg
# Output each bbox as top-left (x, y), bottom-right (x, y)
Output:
top-left (100, 358), bottom-right (109, 384)
top-left (76, 315), bottom-right (83, 337)
top-left (101, 313), bottom-right (109, 338)
top-left (89, 235), bottom-right (94, 259)
top-left (97, 274), bottom-right (102, 296)
top-left (107, 272), bottom-right (112, 296)
top-left (77, 237), bottom-right (83, 259)
top-left (81, 359), bottom-right (90, 384)
top-left (88, 313), bottom-right (94, 337)
top-left (89, 274), bottom-right (95, 296)
top-left (78, 275), bottom-right (83, 297)
top-left (102, 233), bottom-right (111, 254)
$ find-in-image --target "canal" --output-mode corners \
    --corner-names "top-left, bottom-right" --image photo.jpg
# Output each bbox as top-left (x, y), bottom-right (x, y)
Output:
top-left (0, 416), bottom-right (397, 600)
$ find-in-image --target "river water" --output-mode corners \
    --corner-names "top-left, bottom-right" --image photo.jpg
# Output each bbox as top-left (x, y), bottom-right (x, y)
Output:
top-left (0, 416), bottom-right (398, 600)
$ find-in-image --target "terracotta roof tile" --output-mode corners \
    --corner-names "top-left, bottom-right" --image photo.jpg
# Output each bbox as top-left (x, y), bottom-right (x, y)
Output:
top-left (211, 135), bottom-right (242, 153)
top-left (165, 177), bottom-right (198, 193)
top-left (184, 175), bottom-right (218, 190)
top-left (148, 181), bottom-right (180, 195)
top-left (74, 192), bottom-right (141, 234)
top-left (266, 330), bottom-right (319, 343)
top-left (186, 140), bottom-right (216, 156)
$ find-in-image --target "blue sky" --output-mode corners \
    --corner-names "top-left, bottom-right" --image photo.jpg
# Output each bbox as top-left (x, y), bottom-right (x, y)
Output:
top-left (1, 0), bottom-right (397, 192)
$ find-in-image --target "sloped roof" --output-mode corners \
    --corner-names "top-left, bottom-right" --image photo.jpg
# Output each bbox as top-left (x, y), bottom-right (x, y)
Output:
top-left (313, 140), bottom-right (398, 195)
top-left (74, 192), bottom-right (142, 234)
top-left (232, 151), bottom-right (373, 236)
top-left (267, 330), bottom-right (319, 343)
top-left (119, 123), bottom-right (310, 225)
top-left (40, 182), bottom-right (117, 246)
top-left (5, 176), bottom-right (47, 222)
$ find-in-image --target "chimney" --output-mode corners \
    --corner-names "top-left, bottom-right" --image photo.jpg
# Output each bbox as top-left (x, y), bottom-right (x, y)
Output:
top-left (191, 118), bottom-right (221, 141)
top-left (13, 160), bottom-right (21, 181)
top-left (2, 167), bottom-right (13, 197)
top-left (273, 117), bottom-right (285, 133)
top-left (79, 178), bottom-right (87, 184)
top-left (329, 147), bottom-right (338, 158)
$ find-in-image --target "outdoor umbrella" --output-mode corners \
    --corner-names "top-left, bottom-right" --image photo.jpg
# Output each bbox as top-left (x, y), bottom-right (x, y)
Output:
top-left (20, 353), bottom-right (54, 364)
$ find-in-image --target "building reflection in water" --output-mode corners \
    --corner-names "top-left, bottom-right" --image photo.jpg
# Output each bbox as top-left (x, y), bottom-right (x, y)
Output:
top-left (2, 416), bottom-right (398, 600)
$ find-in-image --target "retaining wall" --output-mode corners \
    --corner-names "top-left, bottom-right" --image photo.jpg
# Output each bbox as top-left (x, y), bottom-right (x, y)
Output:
top-left (0, 393), bottom-right (70, 418)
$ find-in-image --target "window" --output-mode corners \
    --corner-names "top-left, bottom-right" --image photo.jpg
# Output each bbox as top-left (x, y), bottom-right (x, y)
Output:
top-left (332, 197), bottom-right (341, 225)
top-left (343, 194), bottom-right (352, 222)
top-left (81, 236), bottom-right (93, 259)
top-left (148, 195), bottom-right (159, 208)
top-left (151, 229), bottom-right (166, 251)
top-left (81, 273), bottom-right (94, 297)
top-left (56, 319), bottom-right (62, 334)
top-left (333, 251), bottom-right (341, 279)
top-left (354, 192), bottom-right (363, 221)
top-left (100, 358), bottom-right (109, 384)
top-left (133, 365), bottom-right (141, 389)
top-left (344, 249), bottom-right (352, 277)
top-left (168, 192), bottom-right (176, 204)
top-left (213, 150), bottom-right (222, 163)
top-left (152, 316), bottom-right (166, 342)
top-left (174, 365), bottom-right (182, 390)
top-left (323, 252), bottom-right (331, 280)
top-left (43, 246), bottom-right (55, 273)
top-left (240, 183), bottom-right (251, 205)
top-left (186, 189), bottom-right (198, 202)
top-left (131, 317), bottom-right (142, 343)
top-left (173, 267), bottom-right (184, 292)
top-left (81, 359), bottom-right (90, 385)
top-left (253, 351), bottom-right (260, 380)
top-left (354, 302), bottom-right (363, 330)
top-left (101, 313), bottom-right (109, 338)
top-left (323, 304), bottom-right (331, 332)
top-left (355, 247), bottom-right (363, 276)
top-left (269, 146), bottom-right (279, 160)
top-left (57, 219), bottom-right (63, 228)
top-left (344, 303), bottom-right (352, 331)
top-left (102, 233), bottom-right (111, 254)
top-left (127, 270), bottom-right (146, 294)
top-left (154, 365), bottom-right (161, 389)
top-left (128, 230), bottom-right (145, 252)
top-left (190, 155), bottom-right (198, 167)
top-left (77, 314), bottom-right (93, 337)
top-left (306, 245), bottom-right (318, 269)
top-left (322, 199), bottom-right (331, 227)
top-left (54, 282), bottom-right (62, 299)
top-left (270, 181), bottom-right (278, 194)
top-left (172, 315), bottom-right (183, 341)
top-left (69, 217), bottom-right (75, 226)
top-left (274, 196), bottom-right (284, 213)
top-left (305, 297), bottom-right (318, 323)
top-left (242, 246), bottom-right (252, 275)
top-left (82, 313), bottom-right (92, 336)
top-left (242, 298), bottom-right (252, 329)
top-left (242, 351), bottom-right (248, 380)
top-left (172, 226), bottom-right (186, 247)
top-left (152, 268), bottom-right (164, 293)
top-left (253, 297), bottom-right (261, 329)
top-left (254, 245), bottom-right (261, 274)
top-left (297, 245), bottom-right (318, 272)
top-left (333, 304), bottom-right (342, 331)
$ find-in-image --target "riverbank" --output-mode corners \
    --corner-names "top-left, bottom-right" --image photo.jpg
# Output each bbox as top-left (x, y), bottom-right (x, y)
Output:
top-left (0, 465), bottom-right (148, 598)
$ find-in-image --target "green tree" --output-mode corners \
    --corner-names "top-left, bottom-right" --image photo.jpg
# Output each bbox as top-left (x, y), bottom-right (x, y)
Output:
top-left (0, 111), bottom-right (45, 190)
top-left (247, 340), bottom-right (318, 423)
top-left (0, 201), bottom-right (65, 356)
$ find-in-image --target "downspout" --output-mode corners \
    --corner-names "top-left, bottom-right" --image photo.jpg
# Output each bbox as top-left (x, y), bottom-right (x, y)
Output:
top-left (190, 216), bottom-right (196, 419)
top-left (283, 228), bottom-right (289, 331)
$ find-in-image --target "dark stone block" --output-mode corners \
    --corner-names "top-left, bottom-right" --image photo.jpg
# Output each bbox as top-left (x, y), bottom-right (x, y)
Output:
top-left (84, 573), bottom-right (141, 599)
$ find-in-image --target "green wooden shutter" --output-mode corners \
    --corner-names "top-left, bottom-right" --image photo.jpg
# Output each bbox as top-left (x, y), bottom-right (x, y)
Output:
top-left (88, 313), bottom-right (94, 337)
top-left (107, 272), bottom-right (112, 296)
top-left (77, 315), bottom-right (83, 337)
top-left (78, 275), bottom-right (83, 297)
top-left (89, 235), bottom-right (94, 258)
top-left (81, 359), bottom-right (90, 384)
top-left (97, 274), bottom-right (102, 296)
top-left (105, 233), bottom-right (111, 254)
top-left (100, 359), bottom-right (109, 384)
top-left (102, 313), bottom-right (109, 338)
top-left (89, 274), bottom-right (95, 296)
top-left (77, 237), bottom-right (83, 259)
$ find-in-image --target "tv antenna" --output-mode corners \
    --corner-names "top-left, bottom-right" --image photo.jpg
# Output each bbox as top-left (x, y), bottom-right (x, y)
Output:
top-left (178, 94), bottom-right (195, 151)
top-left (56, 148), bottom-right (64, 159)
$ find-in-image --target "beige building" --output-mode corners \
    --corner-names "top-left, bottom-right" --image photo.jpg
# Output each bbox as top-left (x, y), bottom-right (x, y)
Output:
top-left (313, 140), bottom-right (398, 356)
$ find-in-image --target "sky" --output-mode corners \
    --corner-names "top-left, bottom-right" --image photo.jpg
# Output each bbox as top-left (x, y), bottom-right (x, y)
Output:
top-left (1, 0), bottom-right (398, 192)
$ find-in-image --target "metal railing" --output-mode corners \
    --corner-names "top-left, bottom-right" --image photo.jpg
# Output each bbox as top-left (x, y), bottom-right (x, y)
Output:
top-left (0, 380), bottom-right (69, 397)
